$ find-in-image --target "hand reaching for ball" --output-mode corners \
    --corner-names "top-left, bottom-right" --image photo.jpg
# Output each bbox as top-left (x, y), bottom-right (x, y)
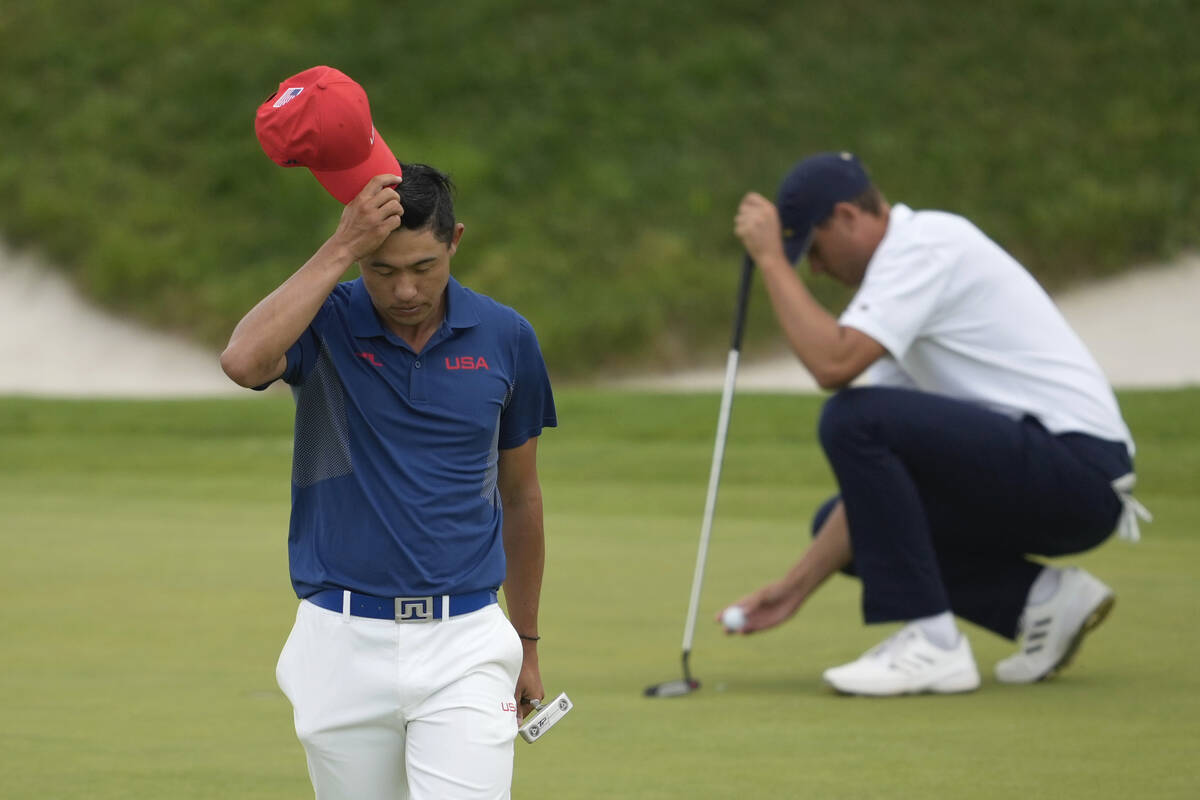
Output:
top-left (716, 577), bottom-right (807, 635)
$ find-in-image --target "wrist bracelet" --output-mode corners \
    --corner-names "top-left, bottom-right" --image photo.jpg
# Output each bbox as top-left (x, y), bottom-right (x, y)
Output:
top-left (518, 633), bottom-right (541, 642)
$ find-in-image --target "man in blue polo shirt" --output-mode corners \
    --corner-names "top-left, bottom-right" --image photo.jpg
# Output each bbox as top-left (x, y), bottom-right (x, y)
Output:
top-left (224, 68), bottom-right (556, 800)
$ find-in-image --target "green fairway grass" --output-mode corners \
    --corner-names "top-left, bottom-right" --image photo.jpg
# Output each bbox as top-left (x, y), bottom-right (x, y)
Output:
top-left (1, 390), bottom-right (1197, 798)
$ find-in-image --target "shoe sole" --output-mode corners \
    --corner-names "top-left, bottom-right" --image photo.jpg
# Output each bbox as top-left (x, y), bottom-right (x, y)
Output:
top-left (1040, 592), bottom-right (1115, 682)
top-left (824, 670), bottom-right (981, 697)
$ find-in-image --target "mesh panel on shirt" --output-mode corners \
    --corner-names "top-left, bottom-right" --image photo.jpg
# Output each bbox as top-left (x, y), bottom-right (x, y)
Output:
top-left (480, 420), bottom-right (500, 507)
top-left (291, 342), bottom-right (353, 488)
top-left (480, 379), bottom-right (515, 507)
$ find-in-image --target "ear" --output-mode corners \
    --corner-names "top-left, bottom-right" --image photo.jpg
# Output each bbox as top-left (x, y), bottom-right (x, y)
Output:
top-left (831, 201), bottom-right (860, 226)
top-left (447, 222), bottom-right (465, 256)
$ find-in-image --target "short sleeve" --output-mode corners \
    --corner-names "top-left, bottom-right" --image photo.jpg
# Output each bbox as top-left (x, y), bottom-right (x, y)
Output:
top-left (858, 356), bottom-right (918, 389)
top-left (251, 327), bottom-right (319, 391)
top-left (839, 236), bottom-right (952, 359)
top-left (280, 328), bottom-right (320, 385)
top-left (498, 317), bottom-right (557, 450)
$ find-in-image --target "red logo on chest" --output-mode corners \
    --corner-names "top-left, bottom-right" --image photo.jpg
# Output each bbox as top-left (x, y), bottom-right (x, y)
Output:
top-left (445, 356), bottom-right (489, 371)
top-left (356, 352), bottom-right (383, 367)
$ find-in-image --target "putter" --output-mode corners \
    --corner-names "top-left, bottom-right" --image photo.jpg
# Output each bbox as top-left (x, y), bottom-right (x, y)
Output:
top-left (645, 255), bottom-right (754, 698)
top-left (518, 692), bottom-right (574, 742)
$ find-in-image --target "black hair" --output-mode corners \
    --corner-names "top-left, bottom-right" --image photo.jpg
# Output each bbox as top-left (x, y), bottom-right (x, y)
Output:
top-left (397, 163), bottom-right (457, 244)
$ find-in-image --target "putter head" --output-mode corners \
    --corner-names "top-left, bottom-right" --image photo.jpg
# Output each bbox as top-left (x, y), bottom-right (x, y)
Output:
top-left (518, 692), bottom-right (573, 742)
top-left (643, 678), bottom-right (701, 698)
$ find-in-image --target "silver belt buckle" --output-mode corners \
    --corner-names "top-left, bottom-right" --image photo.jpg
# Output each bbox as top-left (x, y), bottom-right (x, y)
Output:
top-left (395, 596), bottom-right (435, 623)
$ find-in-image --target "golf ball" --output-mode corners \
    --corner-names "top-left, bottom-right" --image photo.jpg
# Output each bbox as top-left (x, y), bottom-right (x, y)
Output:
top-left (721, 605), bottom-right (746, 631)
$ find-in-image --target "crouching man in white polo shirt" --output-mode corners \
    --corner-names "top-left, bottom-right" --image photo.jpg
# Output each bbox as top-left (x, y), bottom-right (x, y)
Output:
top-left (724, 152), bottom-right (1148, 696)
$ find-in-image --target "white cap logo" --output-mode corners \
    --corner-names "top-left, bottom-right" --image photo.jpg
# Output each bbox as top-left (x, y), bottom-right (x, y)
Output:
top-left (272, 87), bottom-right (304, 108)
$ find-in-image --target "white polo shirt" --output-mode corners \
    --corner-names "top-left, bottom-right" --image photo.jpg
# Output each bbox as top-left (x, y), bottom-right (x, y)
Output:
top-left (841, 204), bottom-right (1133, 453)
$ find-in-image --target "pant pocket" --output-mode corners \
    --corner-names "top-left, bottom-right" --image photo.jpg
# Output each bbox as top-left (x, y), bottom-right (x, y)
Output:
top-left (496, 608), bottom-right (525, 681)
top-left (275, 604), bottom-right (304, 703)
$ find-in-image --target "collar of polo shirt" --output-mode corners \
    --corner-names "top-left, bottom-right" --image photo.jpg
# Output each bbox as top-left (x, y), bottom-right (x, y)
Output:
top-left (349, 276), bottom-right (482, 342)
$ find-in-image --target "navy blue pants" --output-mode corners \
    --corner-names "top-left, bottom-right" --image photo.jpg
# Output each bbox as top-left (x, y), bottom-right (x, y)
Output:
top-left (814, 387), bottom-right (1130, 640)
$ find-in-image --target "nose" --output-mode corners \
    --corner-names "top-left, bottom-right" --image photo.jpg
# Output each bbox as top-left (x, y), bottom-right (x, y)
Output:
top-left (393, 274), bottom-right (418, 302)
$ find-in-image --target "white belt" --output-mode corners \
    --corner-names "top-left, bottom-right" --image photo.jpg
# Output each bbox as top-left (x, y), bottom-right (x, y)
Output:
top-left (1111, 472), bottom-right (1152, 542)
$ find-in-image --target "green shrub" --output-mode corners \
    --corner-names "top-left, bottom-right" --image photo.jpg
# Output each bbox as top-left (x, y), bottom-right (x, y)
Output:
top-left (1, 1), bottom-right (1196, 375)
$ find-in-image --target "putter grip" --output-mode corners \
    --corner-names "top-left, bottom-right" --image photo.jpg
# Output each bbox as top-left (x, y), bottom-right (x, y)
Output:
top-left (730, 255), bottom-right (754, 351)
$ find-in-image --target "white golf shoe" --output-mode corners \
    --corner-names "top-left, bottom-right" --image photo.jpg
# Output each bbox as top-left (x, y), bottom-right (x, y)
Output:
top-left (995, 567), bottom-right (1115, 684)
top-left (822, 623), bottom-right (981, 696)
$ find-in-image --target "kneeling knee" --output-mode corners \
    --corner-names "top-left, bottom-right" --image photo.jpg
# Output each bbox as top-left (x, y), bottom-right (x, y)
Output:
top-left (818, 388), bottom-right (877, 449)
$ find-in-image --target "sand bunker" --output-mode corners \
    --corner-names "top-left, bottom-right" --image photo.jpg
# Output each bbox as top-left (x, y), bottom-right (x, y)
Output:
top-left (1, 241), bottom-right (1196, 397)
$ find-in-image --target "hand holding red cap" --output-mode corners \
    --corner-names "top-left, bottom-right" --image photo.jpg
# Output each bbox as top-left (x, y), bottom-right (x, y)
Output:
top-left (331, 173), bottom-right (406, 264)
top-left (255, 66), bottom-right (401, 204)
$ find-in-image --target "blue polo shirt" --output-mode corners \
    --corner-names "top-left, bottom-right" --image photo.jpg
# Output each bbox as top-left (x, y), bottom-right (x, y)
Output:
top-left (273, 276), bottom-right (556, 599)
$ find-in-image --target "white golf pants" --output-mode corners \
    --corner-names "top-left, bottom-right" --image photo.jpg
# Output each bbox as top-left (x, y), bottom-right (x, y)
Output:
top-left (276, 599), bottom-right (523, 800)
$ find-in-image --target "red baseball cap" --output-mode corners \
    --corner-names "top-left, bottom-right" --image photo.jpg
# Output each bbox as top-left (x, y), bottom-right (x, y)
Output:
top-left (255, 65), bottom-right (401, 204)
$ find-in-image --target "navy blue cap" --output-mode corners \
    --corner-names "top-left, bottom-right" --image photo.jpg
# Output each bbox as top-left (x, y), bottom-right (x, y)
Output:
top-left (776, 152), bottom-right (872, 264)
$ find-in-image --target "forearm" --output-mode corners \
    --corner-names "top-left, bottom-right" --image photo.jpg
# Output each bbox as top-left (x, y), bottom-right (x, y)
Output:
top-left (730, 500), bottom-right (853, 634)
top-left (220, 237), bottom-right (355, 387)
top-left (756, 255), bottom-right (856, 389)
top-left (501, 489), bottom-right (546, 639)
top-left (783, 500), bottom-right (853, 600)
